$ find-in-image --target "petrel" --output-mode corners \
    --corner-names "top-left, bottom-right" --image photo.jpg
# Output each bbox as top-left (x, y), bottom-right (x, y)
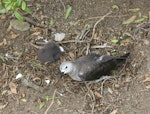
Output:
top-left (59, 53), bottom-right (129, 81)
top-left (38, 41), bottom-right (64, 63)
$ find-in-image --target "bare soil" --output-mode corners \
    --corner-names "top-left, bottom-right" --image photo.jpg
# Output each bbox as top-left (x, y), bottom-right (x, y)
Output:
top-left (0, 0), bottom-right (150, 114)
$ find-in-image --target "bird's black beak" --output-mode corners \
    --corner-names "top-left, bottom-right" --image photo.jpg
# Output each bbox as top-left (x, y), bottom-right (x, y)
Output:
top-left (60, 72), bottom-right (65, 78)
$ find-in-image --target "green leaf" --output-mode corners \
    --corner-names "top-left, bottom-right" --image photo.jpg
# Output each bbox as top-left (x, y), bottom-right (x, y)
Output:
top-left (5, 2), bottom-right (13, 11)
top-left (111, 52), bottom-right (117, 56)
top-left (13, 0), bottom-right (22, 10)
top-left (21, 98), bottom-right (27, 102)
top-left (111, 70), bottom-right (116, 74)
top-left (21, 1), bottom-right (26, 10)
top-left (39, 102), bottom-right (45, 109)
top-left (45, 96), bottom-right (50, 101)
top-left (134, 17), bottom-right (146, 23)
top-left (129, 8), bottom-right (140, 13)
top-left (24, 7), bottom-right (32, 13)
top-left (142, 15), bottom-right (148, 19)
top-left (111, 39), bottom-right (119, 43)
top-left (16, 0), bottom-right (22, 7)
top-left (2, 0), bottom-right (11, 3)
top-left (32, 62), bottom-right (42, 68)
top-left (0, 55), bottom-right (5, 61)
top-left (112, 5), bottom-right (119, 10)
top-left (57, 99), bottom-right (62, 106)
top-left (0, 9), bottom-right (7, 13)
top-left (14, 11), bottom-right (23, 21)
top-left (50, 17), bottom-right (54, 26)
top-left (65, 6), bottom-right (72, 19)
top-left (122, 15), bottom-right (136, 25)
top-left (0, 3), bottom-right (3, 9)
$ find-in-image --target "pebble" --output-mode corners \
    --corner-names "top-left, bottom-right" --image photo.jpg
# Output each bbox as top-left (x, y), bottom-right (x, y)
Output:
top-left (10, 19), bottom-right (30, 31)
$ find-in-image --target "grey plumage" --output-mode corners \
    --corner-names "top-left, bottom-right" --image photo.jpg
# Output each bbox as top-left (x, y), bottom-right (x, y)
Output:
top-left (59, 53), bottom-right (129, 81)
top-left (38, 41), bottom-right (64, 63)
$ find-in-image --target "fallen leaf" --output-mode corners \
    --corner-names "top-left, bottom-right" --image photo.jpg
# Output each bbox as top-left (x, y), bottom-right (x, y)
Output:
top-left (145, 85), bottom-right (150, 89)
top-left (111, 39), bottom-right (119, 44)
top-left (33, 77), bottom-right (41, 82)
top-left (112, 5), bottom-right (119, 10)
top-left (122, 15), bottom-right (136, 24)
top-left (0, 102), bottom-right (8, 109)
top-left (69, 52), bottom-right (75, 59)
top-left (94, 91), bottom-right (102, 99)
top-left (129, 8), bottom-right (140, 12)
top-left (142, 39), bottom-right (149, 45)
top-left (65, 6), bottom-right (72, 19)
top-left (57, 99), bottom-right (62, 106)
top-left (50, 17), bottom-right (55, 26)
top-left (143, 76), bottom-right (150, 82)
top-left (108, 87), bottom-right (113, 94)
top-left (31, 32), bottom-right (41, 36)
top-left (39, 102), bottom-right (45, 109)
top-left (21, 98), bottom-right (27, 102)
top-left (9, 82), bottom-right (18, 94)
top-left (7, 31), bottom-right (19, 39)
top-left (110, 109), bottom-right (118, 114)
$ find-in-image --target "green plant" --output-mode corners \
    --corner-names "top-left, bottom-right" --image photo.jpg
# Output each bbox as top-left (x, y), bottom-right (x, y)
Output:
top-left (0, 0), bottom-right (32, 21)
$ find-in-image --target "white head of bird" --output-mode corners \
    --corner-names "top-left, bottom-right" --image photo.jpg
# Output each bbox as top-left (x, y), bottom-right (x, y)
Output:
top-left (59, 61), bottom-right (74, 75)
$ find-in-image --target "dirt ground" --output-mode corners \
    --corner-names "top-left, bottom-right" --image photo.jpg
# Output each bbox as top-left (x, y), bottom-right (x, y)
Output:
top-left (0, 0), bottom-right (150, 114)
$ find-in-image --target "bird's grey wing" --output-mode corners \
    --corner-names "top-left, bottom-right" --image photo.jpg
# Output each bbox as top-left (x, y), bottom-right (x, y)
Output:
top-left (74, 54), bottom-right (104, 81)
top-left (75, 54), bottom-right (128, 81)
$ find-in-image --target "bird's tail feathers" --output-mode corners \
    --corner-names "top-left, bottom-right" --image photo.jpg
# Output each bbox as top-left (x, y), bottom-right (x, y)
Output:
top-left (120, 53), bottom-right (130, 58)
top-left (120, 52), bottom-right (130, 59)
top-left (115, 53), bottom-right (130, 66)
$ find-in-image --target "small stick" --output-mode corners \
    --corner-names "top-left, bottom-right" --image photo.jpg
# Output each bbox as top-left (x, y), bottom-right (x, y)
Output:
top-left (29, 42), bottom-right (42, 49)
top-left (85, 11), bottom-right (112, 54)
top-left (60, 40), bottom-right (90, 44)
top-left (77, 15), bottom-right (128, 22)
top-left (60, 0), bottom-right (66, 12)
top-left (91, 11), bottom-right (112, 41)
top-left (91, 45), bottom-right (112, 49)
top-left (44, 89), bottom-right (57, 114)
top-left (23, 17), bottom-right (56, 32)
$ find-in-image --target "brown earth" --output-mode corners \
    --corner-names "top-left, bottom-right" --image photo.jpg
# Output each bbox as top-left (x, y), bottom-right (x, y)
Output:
top-left (0, 0), bottom-right (150, 114)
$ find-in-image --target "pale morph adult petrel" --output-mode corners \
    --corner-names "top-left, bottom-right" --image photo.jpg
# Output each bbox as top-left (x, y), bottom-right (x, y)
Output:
top-left (59, 53), bottom-right (129, 81)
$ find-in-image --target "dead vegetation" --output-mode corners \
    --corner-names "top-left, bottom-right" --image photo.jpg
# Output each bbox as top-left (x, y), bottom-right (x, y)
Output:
top-left (0, 0), bottom-right (150, 114)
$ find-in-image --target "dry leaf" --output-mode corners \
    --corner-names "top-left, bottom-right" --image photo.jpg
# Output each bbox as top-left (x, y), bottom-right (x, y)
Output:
top-left (142, 39), bottom-right (149, 45)
top-left (145, 85), bottom-right (150, 89)
top-left (9, 82), bottom-right (18, 94)
top-left (110, 109), bottom-right (118, 114)
top-left (31, 32), bottom-right (41, 36)
top-left (7, 31), bottom-right (19, 39)
top-left (0, 102), bottom-right (8, 109)
top-left (69, 52), bottom-right (75, 59)
top-left (108, 87), bottom-right (113, 94)
top-left (33, 77), bottom-right (41, 81)
top-left (94, 91), bottom-right (102, 99)
top-left (143, 76), bottom-right (150, 82)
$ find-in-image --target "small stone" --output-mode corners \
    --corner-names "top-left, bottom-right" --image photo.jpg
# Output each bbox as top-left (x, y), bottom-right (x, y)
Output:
top-left (16, 73), bottom-right (23, 79)
top-left (10, 19), bottom-right (30, 31)
top-left (54, 33), bottom-right (65, 41)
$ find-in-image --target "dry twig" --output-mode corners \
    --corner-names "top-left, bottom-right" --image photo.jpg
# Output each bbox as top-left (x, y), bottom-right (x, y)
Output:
top-left (44, 89), bottom-right (57, 114)
top-left (85, 84), bottom-right (96, 114)
top-left (23, 17), bottom-right (56, 31)
top-left (85, 11), bottom-right (112, 54)
top-left (91, 11), bottom-right (112, 41)
top-left (59, 0), bottom-right (66, 12)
